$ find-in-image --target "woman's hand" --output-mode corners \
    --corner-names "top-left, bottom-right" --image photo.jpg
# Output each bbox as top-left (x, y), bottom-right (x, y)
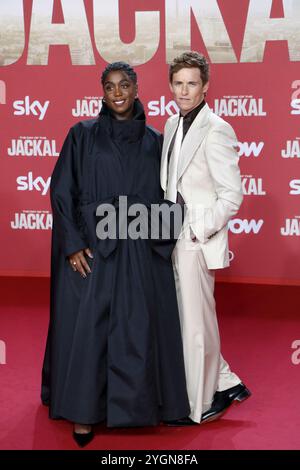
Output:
top-left (68, 248), bottom-right (93, 278)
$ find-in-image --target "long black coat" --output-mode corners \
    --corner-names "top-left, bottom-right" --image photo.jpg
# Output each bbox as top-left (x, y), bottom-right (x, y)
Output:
top-left (41, 100), bottom-right (190, 427)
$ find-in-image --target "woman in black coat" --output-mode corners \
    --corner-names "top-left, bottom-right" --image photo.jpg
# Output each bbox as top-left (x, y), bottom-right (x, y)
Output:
top-left (41, 62), bottom-right (190, 446)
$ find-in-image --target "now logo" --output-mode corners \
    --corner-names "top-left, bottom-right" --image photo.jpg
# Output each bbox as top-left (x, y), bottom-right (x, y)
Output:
top-left (13, 96), bottom-right (50, 120)
top-left (229, 219), bottom-right (264, 234)
top-left (237, 142), bottom-right (264, 157)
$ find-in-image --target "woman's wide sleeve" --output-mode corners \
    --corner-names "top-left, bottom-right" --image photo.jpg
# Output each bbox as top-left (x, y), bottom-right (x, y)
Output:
top-left (50, 125), bottom-right (87, 257)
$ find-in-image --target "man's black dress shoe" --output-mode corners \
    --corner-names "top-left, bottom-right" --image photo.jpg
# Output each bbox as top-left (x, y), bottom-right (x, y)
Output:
top-left (164, 417), bottom-right (198, 426)
top-left (201, 382), bottom-right (251, 424)
top-left (73, 430), bottom-right (94, 447)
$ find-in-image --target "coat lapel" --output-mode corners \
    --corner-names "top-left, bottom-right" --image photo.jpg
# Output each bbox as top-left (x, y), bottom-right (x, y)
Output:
top-left (160, 117), bottom-right (179, 191)
top-left (177, 104), bottom-right (211, 181)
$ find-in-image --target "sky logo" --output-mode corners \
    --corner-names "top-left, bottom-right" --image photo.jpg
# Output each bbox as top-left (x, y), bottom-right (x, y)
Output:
top-left (0, 80), bottom-right (6, 104)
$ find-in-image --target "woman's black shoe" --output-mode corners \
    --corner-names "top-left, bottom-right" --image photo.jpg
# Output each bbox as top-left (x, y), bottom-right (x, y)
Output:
top-left (73, 430), bottom-right (94, 447)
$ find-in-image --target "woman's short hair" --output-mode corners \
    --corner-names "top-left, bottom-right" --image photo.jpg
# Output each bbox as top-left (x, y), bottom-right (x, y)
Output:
top-left (101, 62), bottom-right (137, 85)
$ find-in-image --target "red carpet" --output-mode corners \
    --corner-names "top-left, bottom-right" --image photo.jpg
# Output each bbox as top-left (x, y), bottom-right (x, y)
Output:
top-left (0, 277), bottom-right (299, 450)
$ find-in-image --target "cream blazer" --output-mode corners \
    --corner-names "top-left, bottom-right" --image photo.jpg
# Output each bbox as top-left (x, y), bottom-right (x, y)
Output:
top-left (161, 104), bottom-right (243, 269)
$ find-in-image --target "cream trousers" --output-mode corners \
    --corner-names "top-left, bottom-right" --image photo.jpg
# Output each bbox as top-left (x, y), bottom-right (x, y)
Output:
top-left (172, 238), bottom-right (241, 423)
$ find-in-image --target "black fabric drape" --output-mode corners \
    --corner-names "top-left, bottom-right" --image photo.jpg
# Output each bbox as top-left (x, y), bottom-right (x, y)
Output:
top-left (41, 99), bottom-right (190, 426)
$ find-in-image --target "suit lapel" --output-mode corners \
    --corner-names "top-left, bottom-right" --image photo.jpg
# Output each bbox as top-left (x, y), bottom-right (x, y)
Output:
top-left (177, 104), bottom-right (211, 181)
top-left (160, 116), bottom-right (179, 191)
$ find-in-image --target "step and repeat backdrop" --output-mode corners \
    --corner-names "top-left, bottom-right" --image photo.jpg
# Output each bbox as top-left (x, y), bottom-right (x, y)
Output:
top-left (0, 0), bottom-right (299, 284)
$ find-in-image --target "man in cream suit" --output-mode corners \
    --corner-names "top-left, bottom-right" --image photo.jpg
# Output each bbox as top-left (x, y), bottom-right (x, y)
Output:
top-left (162, 52), bottom-right (251, 425)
